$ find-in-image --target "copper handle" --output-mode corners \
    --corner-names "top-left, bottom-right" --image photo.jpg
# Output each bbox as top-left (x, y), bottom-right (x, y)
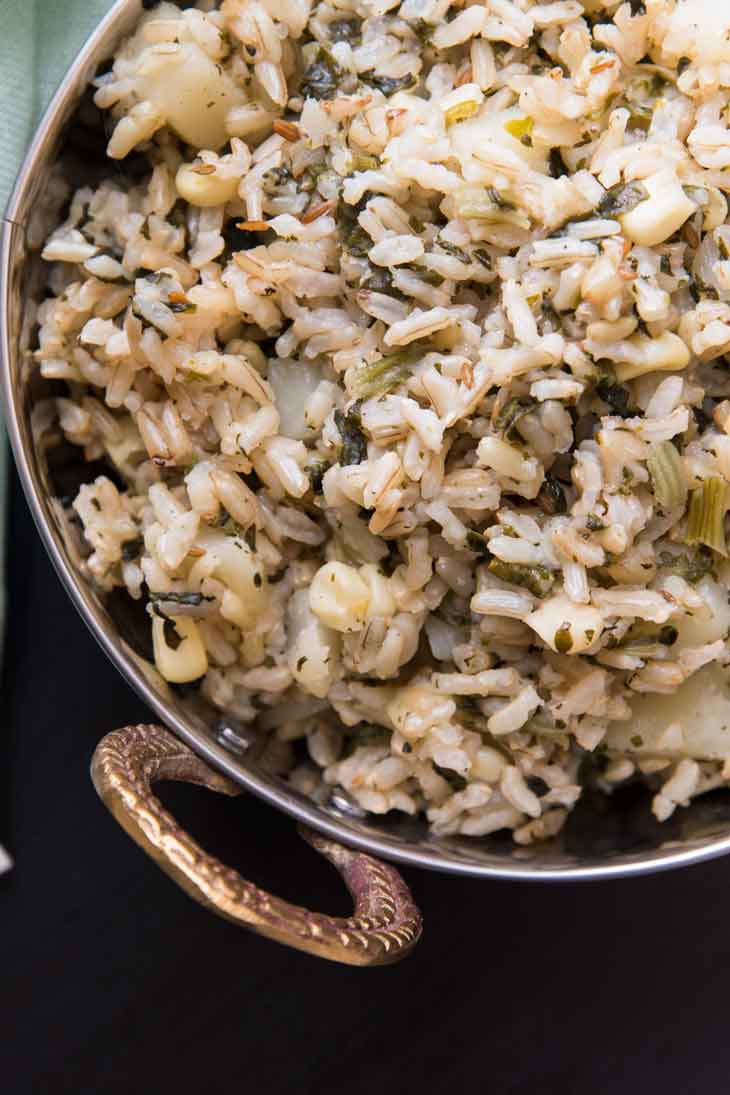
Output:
top-left (90, 725), bottom-right (422, 966)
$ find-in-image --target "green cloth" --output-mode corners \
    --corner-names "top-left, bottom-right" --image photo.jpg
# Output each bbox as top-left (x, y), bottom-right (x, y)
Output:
top-left (0, 0), bottom-right (117, 875)
top-left (0, 0), bottom-right (118, 212)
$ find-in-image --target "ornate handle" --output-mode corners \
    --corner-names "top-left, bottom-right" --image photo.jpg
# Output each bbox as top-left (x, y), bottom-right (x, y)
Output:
top-left (90, 725), bottom-right (422, 965)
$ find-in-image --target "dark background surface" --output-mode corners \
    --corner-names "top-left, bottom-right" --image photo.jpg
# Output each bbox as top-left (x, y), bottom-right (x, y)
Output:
top-left (1, 462), bottom-right (727, 1094)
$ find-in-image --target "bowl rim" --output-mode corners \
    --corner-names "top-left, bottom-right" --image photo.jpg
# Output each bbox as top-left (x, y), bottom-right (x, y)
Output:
top-left (5, 0), bottom-right (730, 882)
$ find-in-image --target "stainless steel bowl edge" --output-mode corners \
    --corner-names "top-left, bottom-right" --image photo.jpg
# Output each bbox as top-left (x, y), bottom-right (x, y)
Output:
top-left (5, 0), bottom-right (730, 881)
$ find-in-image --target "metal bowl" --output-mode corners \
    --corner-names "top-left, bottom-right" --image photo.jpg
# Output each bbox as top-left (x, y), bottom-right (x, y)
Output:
top-left (4, 0), bottom-right (730, 888)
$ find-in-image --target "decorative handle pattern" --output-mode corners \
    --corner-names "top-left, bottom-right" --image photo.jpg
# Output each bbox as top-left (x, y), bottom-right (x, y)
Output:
top-left (90, 725), bottom-right (422, 965)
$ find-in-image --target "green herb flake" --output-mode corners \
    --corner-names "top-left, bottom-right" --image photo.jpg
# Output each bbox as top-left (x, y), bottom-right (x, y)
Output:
top-left (658, 547), bottom-right (714, 584)
top-left (554, 624), bottom-right (573, 654)
top-left (328, 17), bottom-right (362, 44)
top-left (472, 248), bottom-right (492, 270)
top-left (466, 530), bottom-right (491, 557)
top-left (597, 181), bottom-right (648, 217)
top-left (300, 50), bottom-right (340, 100)
top-left (308, 460), bottom-right (330, 495)
top-left (537, 475), bottom-right (567, 516)
top-left (362, 72), bottom-right (417, 96)
top-left (350, 353), bottom-right (413, 399)
top-left (360, 265), bottom-right (406, 299)
top-left (162, 618), bottom-right (183, 651)
top-left (494, 397), bottom-right (532, 438)
top-left (337, 194), bottom-right (372, 257)
top-left (335, 401), bottom-right (368, 465)
top-left (596, 379), bottom-right (631, 416)
top-left (488, 559), bottom-right (555, 598)
top-left (486, 187), bottom-right (514, 210)
top-left (150, 591), bottom-right (210, 609)
top-left (436, 240), bottom-right (469, 262)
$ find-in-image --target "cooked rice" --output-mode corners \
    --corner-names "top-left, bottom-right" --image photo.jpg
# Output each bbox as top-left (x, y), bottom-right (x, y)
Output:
top-left (36, 0), bottom-right (730, 841)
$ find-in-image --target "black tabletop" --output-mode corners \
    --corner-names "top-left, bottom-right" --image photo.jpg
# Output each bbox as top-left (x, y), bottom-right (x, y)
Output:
top-left (1, 461), bottom-right (726, 1094)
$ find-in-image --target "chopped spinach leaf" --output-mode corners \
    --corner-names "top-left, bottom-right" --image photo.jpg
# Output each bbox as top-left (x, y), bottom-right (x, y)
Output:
top-left (335, 401), bottom-right (368, 465)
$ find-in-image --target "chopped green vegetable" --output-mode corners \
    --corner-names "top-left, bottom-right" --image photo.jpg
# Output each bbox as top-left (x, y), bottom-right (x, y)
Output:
top-left (445, 101), bottom-right (479, 126)
top-left (335, 401), bottom-right (368, 465)
top-left (328, 17), bottom-right (361, 44)
top-left (162, 618), bottom-right (183, 650)
top-left (150, 591), bottom-right (211, 608)
top-left (262, 165), bottom-right (292, 194)
top-left (350, 354), bottom-right (412, 399)
top-left (686, 477), bottom-right (730, 556)
top-left (362, 72), bottom-right (417, 96)
top-left (596, 379), bottom-right (631, 415)
top-left (307, 460), bottom-right (330, 494)
top-left (337, 195), bottom-right (372, 257)
top-left (436, 240), bottom-right (470, 262)
top-left (410, 267), bottom-right (444, 286)
top-left (300, 50), bottom-right (340, 100)
top-left (658, 547), bottom-right (714, 583)
top-left (536, 475), bottom-right (567, 516)
top-left (647, 441), bottom-right (688, 513)
top-left (488, 559), bottom-right (555, 597)
top-left (472, 248), bottom-right (492, 270)
top-left (597, 181), bottom-right (648, 217)
top-left (494, 397), bottom-right (532, 437)
top-left (466, 530), bottom-right (490, 557)
top-left (360, 265), bottom-right (406, 299)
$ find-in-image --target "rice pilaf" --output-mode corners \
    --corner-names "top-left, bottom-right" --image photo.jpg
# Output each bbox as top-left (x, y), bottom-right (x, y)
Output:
top-left (37, 0), bottom-right (730, 842)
